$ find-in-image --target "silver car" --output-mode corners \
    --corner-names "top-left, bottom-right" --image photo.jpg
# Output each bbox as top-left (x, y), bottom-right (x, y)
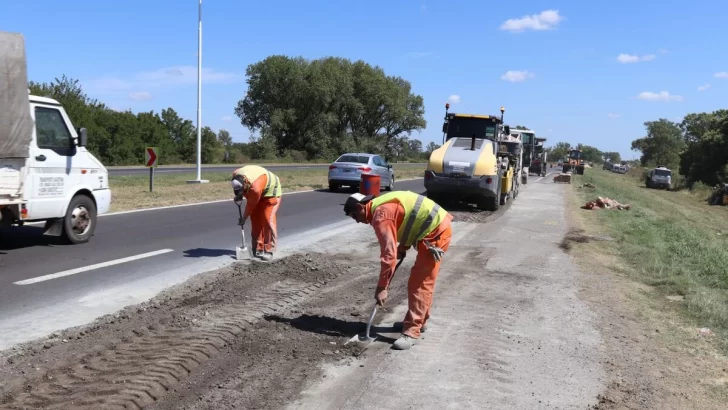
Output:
top-left (327, 153), bottom-right (394, 192)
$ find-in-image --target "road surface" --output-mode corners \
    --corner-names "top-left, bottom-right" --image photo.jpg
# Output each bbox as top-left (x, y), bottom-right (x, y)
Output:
top-left (0, 166), bottom-right (609, 410)
top-left (0, 168), bottom-right (559, 350)
top-left (0, 179), bottom-right (428, 349)
top-left (108, 163), bottom-right (426, 177)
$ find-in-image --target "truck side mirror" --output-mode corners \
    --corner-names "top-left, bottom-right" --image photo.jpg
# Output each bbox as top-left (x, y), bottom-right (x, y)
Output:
top-left (441, 123), bottom-right (447, 133)
top-left (504, 125), bottom-right (510, 135)
top-left (77, 128), bottom-right (88, 147)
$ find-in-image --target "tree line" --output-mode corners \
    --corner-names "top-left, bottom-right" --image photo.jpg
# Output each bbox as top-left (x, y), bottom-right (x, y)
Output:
top-left (630, 110), bottom-right (728, 188)
top-left (27, 55), bottom-right (434, 166)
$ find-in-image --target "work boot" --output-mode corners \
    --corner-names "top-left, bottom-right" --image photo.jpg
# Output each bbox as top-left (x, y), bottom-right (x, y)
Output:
top-left (258, 252), bottom-right (273, 262)
top-left (392, 334), bottom-right (416, 350)
top-left (393, 322), bottom-right (427, 333)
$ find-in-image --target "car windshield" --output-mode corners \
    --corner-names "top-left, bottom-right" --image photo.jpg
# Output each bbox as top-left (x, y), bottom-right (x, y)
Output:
top-left (336, 155), bottom-right (369, 164)
top-left (446, 118), bottom-right (497, 141)
top-left (654, 169), bottom-right (672, 176)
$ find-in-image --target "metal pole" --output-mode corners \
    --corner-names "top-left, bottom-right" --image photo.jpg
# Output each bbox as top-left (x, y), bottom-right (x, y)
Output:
top-left (196, 0), bottom-right (202, 181)
top-left (149, 167), bottom-right (154, 192)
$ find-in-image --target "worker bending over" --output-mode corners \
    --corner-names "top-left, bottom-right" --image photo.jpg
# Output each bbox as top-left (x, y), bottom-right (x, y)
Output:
top-left (231, 165), bottom-right (282, 261)
top-left (344, 191), bottom-right (453, 350)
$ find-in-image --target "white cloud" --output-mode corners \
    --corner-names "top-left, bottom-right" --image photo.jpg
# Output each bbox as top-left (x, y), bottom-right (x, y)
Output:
top-left (698, 84), bottom-right (711, 91)
top-left (607, 113), bottom-right (621, 118)
top-left (500, 70), bottom-right (534, 82)
top-left (85, 65), bottom-right (243, 94)
top-left (617, 53), bottom-right (656, 63)
top-left (128, 91), bottom-right (152, 101)
top-left (715, 72), bottom-right (728, 79)
top-left (500, 10), bottom-right (564, 32)
top-left (636, 91), bottom-right (684, 102)
top-left (447, 95), bottom-right (461, 104)
top-left (222, 116), bottom-right (233, 122)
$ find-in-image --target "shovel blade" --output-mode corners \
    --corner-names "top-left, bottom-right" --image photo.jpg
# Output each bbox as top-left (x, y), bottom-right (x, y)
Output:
top-left (235, 246), bottom-right (248, 260)
top-left (344, 334), bottom-right (377, 346)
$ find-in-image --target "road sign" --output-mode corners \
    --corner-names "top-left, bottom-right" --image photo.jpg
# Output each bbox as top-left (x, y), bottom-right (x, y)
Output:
top-left (145, 147), bottom-right (158, 168)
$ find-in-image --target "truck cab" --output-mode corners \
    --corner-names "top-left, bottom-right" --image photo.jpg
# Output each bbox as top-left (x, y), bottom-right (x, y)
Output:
top-left (646, 166), bottom-right (672, 189)
top-left (0, 95), bottom-right (111, 244)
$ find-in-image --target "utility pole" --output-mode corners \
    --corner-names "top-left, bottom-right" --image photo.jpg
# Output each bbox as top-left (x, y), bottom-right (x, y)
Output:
top-left (188, 0), bottom-right (209, 184)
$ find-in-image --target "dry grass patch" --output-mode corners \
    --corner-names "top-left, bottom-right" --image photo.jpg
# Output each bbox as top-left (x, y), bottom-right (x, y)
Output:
top-left (109, 165), bottom-right (424, 212)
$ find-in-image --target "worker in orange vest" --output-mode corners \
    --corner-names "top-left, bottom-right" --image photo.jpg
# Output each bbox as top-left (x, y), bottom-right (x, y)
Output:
top-left (344, 191), bottom-right (453, 350)
top-left (231, 165), bottom-right (282, 261)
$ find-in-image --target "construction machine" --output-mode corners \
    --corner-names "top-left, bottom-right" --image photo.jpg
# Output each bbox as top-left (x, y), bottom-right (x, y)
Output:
top-left (496, 131), bottom-right (524, 205)
top-left (528, 137), bottom-right (548, 177)
top-left (562, 148), bottom-right (585, 175)
top-left (425, 104), bottom-right (511, 211)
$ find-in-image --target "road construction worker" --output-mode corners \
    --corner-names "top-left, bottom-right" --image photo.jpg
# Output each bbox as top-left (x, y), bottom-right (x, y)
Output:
top-left (231, 165), bottom-right (282, 261)
top-left (344, 190), bottom-right (453, 350)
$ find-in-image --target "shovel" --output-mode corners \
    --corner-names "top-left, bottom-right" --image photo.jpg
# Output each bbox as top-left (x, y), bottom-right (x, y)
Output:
top-left (234, 199), bottom-right (251, 260)
top-left (345, 256), bottom-right (405, 347)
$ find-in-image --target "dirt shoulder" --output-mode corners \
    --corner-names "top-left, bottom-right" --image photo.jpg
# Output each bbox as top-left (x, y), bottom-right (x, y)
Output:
top-left (562, 173), bottom-right (728, 409)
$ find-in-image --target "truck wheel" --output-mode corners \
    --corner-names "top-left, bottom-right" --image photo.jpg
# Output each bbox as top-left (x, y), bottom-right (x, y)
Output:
top-left (63, 194), bottom-right (97, 244)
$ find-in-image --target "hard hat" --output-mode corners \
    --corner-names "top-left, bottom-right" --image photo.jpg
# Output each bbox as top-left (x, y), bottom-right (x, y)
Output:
top-left (343, 193), bottom-right (371, 215)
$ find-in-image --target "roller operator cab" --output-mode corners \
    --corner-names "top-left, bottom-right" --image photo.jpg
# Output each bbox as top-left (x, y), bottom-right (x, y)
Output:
top-left (0, 31), bottom-right (111, 244)
top-left (424, 104), bottom-right (508, 211)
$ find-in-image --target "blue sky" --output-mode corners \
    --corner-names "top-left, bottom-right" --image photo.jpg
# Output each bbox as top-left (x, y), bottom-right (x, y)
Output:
top-left (3, 0), bottom-right (727, 159)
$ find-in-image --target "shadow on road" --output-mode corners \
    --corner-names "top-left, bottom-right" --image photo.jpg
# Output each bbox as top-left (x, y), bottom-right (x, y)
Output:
top-left (182, 248), bottom-right (236, 258)
top-left (0, 226), bottom-right (64, 251)
top-left (264, 314), bottom-right (399, 344)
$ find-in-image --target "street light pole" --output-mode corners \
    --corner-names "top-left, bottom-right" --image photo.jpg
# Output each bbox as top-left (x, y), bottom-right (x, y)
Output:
top-left (188, 0), bottom-right (209, 184)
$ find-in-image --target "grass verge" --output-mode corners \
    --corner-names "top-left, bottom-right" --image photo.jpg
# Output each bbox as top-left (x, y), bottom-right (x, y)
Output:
top-left (109, 164), bottom-right (425, 212)
top-left (568, 168), bottom-right (728, 345)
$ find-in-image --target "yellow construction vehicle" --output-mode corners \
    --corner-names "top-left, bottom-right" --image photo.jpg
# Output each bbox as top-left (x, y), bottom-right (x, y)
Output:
top-left (425, 104), bottom-right (510, 211)
top-left (562, 148), bottom-right (585, 175)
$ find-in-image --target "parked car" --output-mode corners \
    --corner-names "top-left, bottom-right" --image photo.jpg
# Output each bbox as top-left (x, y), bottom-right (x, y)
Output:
top-left (327, 153), bottom-right (394, 192)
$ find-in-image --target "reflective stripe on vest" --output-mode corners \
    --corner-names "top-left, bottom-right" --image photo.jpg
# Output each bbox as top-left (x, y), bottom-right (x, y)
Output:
top-left (263, 170), bottom-right (282, 197)
top-left (370, 191), bottom-right (448, 247)
top-left (233, 165), bottom-right (281, 197)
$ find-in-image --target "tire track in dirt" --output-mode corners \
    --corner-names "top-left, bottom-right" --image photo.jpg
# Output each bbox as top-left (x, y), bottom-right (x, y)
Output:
top-left (0, 254), bottom-right (355, 410)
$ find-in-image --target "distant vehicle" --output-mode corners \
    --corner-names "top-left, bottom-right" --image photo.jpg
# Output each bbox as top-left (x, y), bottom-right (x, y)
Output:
top-left (558, 159), bottom-right (564, 167)
top-left (327, 153), bottom-right (394, 192)
top-left (646, 166), bottom-right (672, 189)
top-left (562, 149), bottom-right (585, 174)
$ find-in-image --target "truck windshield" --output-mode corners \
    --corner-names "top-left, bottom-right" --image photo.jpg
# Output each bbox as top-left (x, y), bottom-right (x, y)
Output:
top-left (570, 151), bottom-right (583, 159)
top-left (446, 118), bottom-right (497, 141)
top-left (654, 169), bottom-right (672, 176)
top-left (519, 132), bottom-right (534, 144)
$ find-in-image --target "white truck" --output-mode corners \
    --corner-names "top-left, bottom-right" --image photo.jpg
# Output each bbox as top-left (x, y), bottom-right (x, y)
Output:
top-left (0, 31), bottom-right (111, 244)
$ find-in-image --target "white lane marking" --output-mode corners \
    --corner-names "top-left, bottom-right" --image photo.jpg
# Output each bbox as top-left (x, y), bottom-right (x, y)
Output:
top-left (13, 249), bottom-right (175, 285)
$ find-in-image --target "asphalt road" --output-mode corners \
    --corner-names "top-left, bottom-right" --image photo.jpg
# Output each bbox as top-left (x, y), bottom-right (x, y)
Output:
top-left (0, 179), bottom-right (427, 349)
top-left (0, 168), bottom-right (560, 350)
top-left (108, 163), bottom-right (426, 177)
top-left (108, 164), bottom-right (329, 176)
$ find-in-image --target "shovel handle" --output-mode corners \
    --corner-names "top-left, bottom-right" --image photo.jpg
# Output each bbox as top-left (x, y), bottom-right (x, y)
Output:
top-left (365, 305), bottom-right (377, 339)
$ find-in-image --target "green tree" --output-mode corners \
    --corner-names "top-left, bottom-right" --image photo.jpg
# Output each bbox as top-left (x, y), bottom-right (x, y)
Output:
top-left (602, 151), bottom-right (622, 163)
top-left (548, 142), bottom-right (571, 161)
top-left (679, 110), bottom-right (728, 187)
top-left (631, 119), bottom-right (684, 170)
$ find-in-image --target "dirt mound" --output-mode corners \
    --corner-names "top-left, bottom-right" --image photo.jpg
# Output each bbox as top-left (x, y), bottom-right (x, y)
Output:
top-left (0, 252), bottom-right (395, 410)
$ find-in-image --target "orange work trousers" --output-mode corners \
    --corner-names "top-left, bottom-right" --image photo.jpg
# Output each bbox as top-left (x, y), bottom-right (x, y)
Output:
top-left (402, 221), bottom-right (452, 338)
top-left (250, 196), bottom-right (281, 253)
